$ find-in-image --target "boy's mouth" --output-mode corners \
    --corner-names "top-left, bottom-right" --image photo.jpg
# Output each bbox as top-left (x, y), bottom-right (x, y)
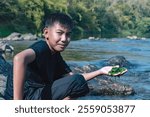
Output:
top-left (58, 43), bottom-right (68, 47)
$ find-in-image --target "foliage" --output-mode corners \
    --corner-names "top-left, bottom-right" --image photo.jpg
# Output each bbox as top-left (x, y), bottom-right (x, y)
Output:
top-left (0, 0), bottom-right (150, 39)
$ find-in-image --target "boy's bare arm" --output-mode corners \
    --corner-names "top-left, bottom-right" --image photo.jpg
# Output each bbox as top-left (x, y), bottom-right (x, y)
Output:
top-left (82, 66), bottom-right (113, 81)
top-left (68, 66), bottom-right (113, 81)
top-left (13, 49), bottom-right (36, 100)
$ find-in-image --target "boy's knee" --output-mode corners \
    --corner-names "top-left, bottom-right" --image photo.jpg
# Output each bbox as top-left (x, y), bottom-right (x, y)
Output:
top-left (69, 74), bottom-right (89, 98)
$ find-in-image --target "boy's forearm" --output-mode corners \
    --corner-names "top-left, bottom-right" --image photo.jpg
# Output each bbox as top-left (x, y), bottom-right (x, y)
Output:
top-left (81, 66), bottom-right (113, 81)
top-left (82, 69), bottom-right (102, 81)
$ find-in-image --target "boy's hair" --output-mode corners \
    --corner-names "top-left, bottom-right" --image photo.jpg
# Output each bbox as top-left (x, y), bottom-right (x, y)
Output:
top-left (44, 12), bottom-right (74, 30)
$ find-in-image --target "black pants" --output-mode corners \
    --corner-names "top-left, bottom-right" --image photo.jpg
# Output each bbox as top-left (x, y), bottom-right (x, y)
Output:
top-left (23, 74), bottom-right (89, 100)
top-left (51, 74), bottom-right (89, 99)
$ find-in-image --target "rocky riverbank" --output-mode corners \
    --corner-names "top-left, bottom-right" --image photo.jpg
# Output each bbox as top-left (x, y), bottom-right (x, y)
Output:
top-left (0, 54), bottom-right (135, 100)
top-left (0, 32), bottom-right (37, 41)
top-left (0, 32), bottom-right (38, 52)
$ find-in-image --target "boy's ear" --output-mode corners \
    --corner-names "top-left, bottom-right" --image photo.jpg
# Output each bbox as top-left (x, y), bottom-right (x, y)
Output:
top-left (43, 27), bottom-right (48, 34)
top-left (43, 27), bottom-right (49, 39)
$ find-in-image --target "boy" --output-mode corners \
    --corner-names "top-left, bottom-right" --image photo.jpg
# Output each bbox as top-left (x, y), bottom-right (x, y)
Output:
top-left (12, 13), bottom-right (114, 100)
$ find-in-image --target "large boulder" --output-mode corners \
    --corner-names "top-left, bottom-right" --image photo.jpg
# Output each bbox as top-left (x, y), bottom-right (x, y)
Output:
top-left (2, 32), bottom-right (37, 41)
top-left (0, 54), bottom-right (13, 99)
top-left (91, 75), bottom-right (134, 96)
top-left (104, 56), bottom-right (132, 68)
top-left (2, 32), bottom-right (23, 41)
top-left (71, 64), bottom-right (135, 96)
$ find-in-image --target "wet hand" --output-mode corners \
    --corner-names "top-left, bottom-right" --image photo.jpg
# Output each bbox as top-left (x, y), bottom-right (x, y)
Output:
top-left (99, 66), bottom-right (118, 75)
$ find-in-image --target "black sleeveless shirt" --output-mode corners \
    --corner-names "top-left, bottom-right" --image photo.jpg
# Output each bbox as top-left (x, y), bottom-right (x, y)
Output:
top-left (27, 40), bottom-right (71, 85)
top-left (23, 40), bottom-right (72, 99)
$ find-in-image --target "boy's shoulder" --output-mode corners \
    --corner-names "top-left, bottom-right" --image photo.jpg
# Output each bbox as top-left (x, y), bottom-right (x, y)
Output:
top-left (29, 40), bottom-right (50, 54)
top-left (31, 40), bottom-right (45, 46)
top-left (29, 40), bottom-right (47, 48)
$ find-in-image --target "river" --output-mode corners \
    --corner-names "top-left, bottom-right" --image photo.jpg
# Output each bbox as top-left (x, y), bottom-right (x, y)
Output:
top-left (3, 38), bottom-right (150, 100)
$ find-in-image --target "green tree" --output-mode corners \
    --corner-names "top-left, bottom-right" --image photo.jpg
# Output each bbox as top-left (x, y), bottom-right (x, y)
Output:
top-left (1, 0), bottom-right (150, 38)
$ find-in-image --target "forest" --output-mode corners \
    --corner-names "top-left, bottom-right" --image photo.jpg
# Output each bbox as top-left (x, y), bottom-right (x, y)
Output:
top-left (0, 0), bottom-right (150, 39)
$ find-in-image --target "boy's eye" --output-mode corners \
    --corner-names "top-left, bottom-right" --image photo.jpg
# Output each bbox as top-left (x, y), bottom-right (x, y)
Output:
top-left (57, 32), bottom-right (63, 35)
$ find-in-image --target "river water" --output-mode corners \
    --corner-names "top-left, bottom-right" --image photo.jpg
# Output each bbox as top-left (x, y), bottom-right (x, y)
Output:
top-left (3, 38), bottom-right (150, 100)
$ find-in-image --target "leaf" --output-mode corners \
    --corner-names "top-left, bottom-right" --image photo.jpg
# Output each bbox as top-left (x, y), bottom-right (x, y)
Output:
top-left (108, 67), bottom-right (127, 76)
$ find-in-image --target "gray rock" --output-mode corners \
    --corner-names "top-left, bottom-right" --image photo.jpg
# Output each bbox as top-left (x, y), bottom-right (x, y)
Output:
top-left (3, 32), bottom-right (23, 41)
top-left (21, 33), bottom-right (37, 40)
top-left (0, 41), bottom-right (14, 52)
top-left (71, 64), bottom-right (135, 96)
top-left (2, 32), bottom-right (37, 41)
top-left (105, 56), bottom-right (132, 68)
top-left (89, 76), bottom-right (134, 96)
top-left (0, 54), bottom-right (12, 99)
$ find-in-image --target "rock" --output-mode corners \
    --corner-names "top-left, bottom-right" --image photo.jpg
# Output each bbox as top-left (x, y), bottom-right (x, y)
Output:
top-left (89, 76), bottom-right (135, 96)
top-left (88, 37), bottom-right (95, 40)
top-left (0, 41), bottom-right (14, 52)
top-left (72, 64), bottom-right (98, 73)
top-left (21, 33), bottom-right (37, 41)
top-left (104, 56), bottom-right (132, 68)
top-left (88, 37), bottom-right (100, 40)
top-left (127, 35), bottom-right (138, 39)
top-left (3, 32), bottom-right (23, 41)
top-left (2, 32), bottom-right (37, 41)
top-left (0, 54), bottom-right (13, 99)
top-left (71, 64), bottom-right (135, 96)
top-left (0, 74), bottom-right (7, 99)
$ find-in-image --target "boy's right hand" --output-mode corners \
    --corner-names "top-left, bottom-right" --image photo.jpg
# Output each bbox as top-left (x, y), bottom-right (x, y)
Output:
top-left (99, 66), bottom-right (115, 75)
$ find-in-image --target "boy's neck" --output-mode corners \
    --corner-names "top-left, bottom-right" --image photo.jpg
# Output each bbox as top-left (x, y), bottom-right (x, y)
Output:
top-left (45, 40), bottom-right (56, 54)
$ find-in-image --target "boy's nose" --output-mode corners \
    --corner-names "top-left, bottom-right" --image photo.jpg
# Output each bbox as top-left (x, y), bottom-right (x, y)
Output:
top-left (61, 34), bottom-right (68, 42)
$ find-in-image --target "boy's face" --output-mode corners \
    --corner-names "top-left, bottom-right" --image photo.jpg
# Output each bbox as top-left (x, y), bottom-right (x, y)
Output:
top-left (43, 22), bottom-right (72, 52)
